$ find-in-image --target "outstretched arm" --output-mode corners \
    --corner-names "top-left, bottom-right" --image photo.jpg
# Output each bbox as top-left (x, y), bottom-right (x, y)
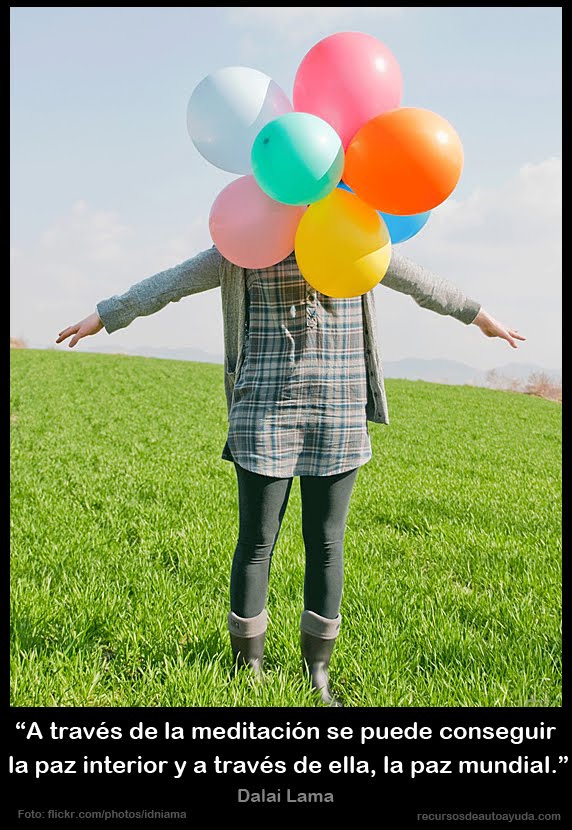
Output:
top-left (381, 251), bottom-right (525, 348)
top-left (381, 250), bottom-right (481, 324)
top-left (57, 246), bottom-right (223, 347)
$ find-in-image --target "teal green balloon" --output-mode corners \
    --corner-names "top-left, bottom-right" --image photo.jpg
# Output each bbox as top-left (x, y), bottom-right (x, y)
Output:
top-left (251, 112), bottom-right (344, 206)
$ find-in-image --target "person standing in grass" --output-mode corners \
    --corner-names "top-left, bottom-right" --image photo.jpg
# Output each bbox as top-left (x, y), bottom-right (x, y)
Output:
top-left (56, 247), bottom-right (524, 706)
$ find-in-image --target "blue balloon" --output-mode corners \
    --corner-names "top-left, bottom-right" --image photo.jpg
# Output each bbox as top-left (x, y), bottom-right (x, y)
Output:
top-left (378, 210), bottom-right (431, 244)
top-left (337, 182), bottom-right (430, 243)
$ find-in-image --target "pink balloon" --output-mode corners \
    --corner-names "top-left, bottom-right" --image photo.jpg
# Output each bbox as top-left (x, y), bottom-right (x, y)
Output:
top-left (209, 176), bottom-right (306, 269)
top-left (293, 31), bottom-right (403, 149)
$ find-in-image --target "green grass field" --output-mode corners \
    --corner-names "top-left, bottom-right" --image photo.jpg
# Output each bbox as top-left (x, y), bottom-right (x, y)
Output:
top-left (10, 349), bottom-right (561, 707)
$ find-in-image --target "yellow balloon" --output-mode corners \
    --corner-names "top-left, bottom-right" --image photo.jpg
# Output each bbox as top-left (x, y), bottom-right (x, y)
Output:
top-left (294, 188), bottom-right (391, 298)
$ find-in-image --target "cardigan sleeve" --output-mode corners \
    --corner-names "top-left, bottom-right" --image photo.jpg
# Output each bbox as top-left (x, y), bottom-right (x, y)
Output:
top-left (96, 246), bottom-right (222, 334)
top-left (380, 251), bottom-right (481, 325)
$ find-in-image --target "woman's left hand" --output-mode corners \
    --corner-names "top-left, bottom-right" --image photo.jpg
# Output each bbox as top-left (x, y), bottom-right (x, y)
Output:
top-left (472, 308), bottom-right (526, 349)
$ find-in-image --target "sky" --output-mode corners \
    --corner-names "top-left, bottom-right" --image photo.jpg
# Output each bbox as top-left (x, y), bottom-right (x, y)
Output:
top-left (10, 6), bottom-right (562, 371)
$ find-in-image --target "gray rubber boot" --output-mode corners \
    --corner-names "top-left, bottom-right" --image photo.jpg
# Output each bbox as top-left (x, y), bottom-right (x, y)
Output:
top-left (300, 610), bottom-right (343, 707)
top-left (228, 609), bottom-right (267, 677)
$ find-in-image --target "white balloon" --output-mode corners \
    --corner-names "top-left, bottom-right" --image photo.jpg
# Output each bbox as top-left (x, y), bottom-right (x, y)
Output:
top-left (187, 66), bottom-right (293, 174)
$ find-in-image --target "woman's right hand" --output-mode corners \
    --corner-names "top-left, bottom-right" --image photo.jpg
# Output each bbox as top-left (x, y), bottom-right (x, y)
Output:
top-left (56, 312), bottom-right (104, 348)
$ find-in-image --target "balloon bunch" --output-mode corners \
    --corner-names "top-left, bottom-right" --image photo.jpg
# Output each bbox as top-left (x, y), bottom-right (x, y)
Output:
top-left (187, 31), bottom-right (463, 298)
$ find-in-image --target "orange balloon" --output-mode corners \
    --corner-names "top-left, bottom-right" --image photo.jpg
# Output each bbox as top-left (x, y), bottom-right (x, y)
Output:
top-left (344, 107), bottom-right (464, 215)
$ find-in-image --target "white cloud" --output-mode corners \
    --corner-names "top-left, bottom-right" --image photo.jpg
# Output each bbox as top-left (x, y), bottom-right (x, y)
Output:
top-left (417, 157), bottom-right (561, 247)
top-left (377, 157), bottom-right (562, 369)
top-left (10, 202), bottom-right (224, 356)
top-left (226, 6), bottom-right (404, 49)
top-left (40, 201), bottom-right (129, 253)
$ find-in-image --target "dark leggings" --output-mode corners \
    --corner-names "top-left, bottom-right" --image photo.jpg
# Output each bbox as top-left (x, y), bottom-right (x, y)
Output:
top-left (230, 463), bottom-right (359, 620)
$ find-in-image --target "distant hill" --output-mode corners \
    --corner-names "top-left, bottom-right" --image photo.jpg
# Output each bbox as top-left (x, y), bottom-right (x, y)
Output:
top-left (383, 358), bottom-right (479, 385)
top-left (489, 362), bottom-right (562, 383)
top-left (383, 358), bottom-right (561, 386)
top-left (65, 342), bottom-right (224, 365)
top-left (28, 340), bottom-right (561, 387)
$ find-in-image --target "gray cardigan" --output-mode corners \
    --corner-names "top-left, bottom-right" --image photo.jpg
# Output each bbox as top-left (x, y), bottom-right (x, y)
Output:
top-left (96, 247), bottom-right (481, 425)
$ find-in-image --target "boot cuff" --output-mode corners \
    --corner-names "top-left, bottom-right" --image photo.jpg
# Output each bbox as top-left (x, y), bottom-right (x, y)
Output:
top-left (300, 609), bottom-right (341, 640)
top-left (228, 608), bottom-right (268, 638)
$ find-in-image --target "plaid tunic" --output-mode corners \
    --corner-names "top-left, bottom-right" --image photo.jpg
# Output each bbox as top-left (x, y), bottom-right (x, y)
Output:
top-left (222, 253), bottom-right (372, 477)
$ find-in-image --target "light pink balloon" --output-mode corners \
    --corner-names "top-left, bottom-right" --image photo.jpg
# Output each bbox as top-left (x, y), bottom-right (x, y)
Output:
top-left (293, 31), bottom-right (403, 149)
top-left (209, 176), bottom-right (306, 269)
